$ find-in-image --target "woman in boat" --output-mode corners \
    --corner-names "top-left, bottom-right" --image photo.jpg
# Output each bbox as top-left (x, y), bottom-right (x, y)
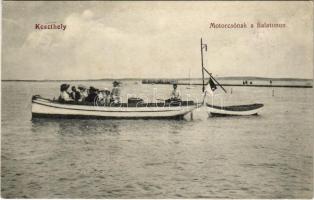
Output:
top-left (111, 81), bottom-right (121, 103)
top-left (102, 89), bottom-right (111, 106)
top-left (97, 90), bottom-right (105, 105)
top-left (97, 89), bottom-right (111, 106)
top-left (78, 85), bottom-right (88, 102)
top-left (70, 86), bottom-right (81, 102)
top-left (59, 83), bottom-right (72, 103)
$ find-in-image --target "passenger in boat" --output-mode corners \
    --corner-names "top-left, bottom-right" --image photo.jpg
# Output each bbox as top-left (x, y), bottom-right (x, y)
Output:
top-left (104, 90), bottom-right (111, 105)
top-left (78, 85), bottom-right (88, 102)
top-left (59, 83), bottom-right (72, 102)
top-left (97, 89), bottom-right (111, 106)
top-left (85, 86), bottom-right (99, 103)
top-left (103, 89), bottom-right (111, 106)
top-left (170, 83), bottom-right (181, 101)
top-left (111, 81), bottom-right (121, 103)
top-left (70, 86), bottom-right (81, 102)
top-left (97, 90), bottom-right (105, 105)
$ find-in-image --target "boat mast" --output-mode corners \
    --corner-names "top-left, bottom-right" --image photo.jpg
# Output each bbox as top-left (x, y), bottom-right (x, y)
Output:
top-left (200, 38), bottom-right (227, 94)
top-left (201, 38), bottom-right (205, 92)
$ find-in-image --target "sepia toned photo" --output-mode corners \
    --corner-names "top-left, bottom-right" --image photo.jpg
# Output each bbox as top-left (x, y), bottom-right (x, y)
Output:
top-left (1, 1), bottom-right (313, 199)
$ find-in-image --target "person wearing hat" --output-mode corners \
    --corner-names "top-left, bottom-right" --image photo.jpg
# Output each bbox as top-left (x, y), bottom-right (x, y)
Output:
top-left (59, 83), bottom-right (72, 103)
top-left (111, 81), bottom-right (121, 103)
top-left (170, 83), bottom-right (181, 101)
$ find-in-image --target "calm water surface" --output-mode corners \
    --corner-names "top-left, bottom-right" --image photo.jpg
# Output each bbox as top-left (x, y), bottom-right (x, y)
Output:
top-left (1, 81), bottom-right (313, 198)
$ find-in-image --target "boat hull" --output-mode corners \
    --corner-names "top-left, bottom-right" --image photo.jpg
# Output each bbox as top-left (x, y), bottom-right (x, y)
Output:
top-left (32, 98), bottom-right (197, 120)
top-left (206, 103), bottom-right (264, 116)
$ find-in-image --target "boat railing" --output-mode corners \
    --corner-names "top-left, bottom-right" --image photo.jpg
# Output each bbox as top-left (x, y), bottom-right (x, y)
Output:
top-left (33, 95), bottom-right (196, 109)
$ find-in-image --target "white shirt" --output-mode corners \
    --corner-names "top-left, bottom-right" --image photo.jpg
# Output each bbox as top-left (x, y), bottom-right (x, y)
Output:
top-left (78, 90), bottom-right (88, 102)
top-left (60, 91), bottom-right (71, 101)
top-left (111, 87), bottom-right (121, 103)
top-left (82, 90), bottom-right (88, 98)
top-left (170, 89), bottom-right (181, 99)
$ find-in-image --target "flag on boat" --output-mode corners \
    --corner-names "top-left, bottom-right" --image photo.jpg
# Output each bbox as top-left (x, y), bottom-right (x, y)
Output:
top-left (205, 77), bottom-right (217, 95)
top-left (208, 77), bottom-right (217, 91)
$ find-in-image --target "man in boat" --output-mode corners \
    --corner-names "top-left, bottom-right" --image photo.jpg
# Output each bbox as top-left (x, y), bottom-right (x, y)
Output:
top-left (169, 83), bottom-right (181, 101)
top-left (85, 86), bottom-right (99, 103)
top-left (59, 83), bottom-right (73, 103)
top-left (111, 81), bottom-right (121, 103)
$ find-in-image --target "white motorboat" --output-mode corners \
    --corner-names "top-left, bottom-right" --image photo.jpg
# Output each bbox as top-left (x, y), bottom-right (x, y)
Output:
top-left (31, 96), bottom-right (197, 120)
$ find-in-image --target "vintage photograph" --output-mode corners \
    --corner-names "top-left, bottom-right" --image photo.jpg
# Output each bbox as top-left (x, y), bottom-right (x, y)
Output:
top-left (1, 1), bottom-right (313, 198)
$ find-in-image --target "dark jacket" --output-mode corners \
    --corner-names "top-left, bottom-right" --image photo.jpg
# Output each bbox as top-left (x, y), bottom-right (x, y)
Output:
top-left (70, 91), bottom-right (81, 102)
top-left (85, 92), bottom-right (98, 103)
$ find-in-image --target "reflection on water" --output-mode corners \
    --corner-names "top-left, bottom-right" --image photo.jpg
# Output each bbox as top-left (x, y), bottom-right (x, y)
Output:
top-left (32, 118), bottom-right (122, 136)
top-left (1, 81), bottom-right (313, 198)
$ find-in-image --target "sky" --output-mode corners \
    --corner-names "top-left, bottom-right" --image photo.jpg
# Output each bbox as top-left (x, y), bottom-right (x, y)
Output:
top-left (2, 1), bottom-right (313, 80)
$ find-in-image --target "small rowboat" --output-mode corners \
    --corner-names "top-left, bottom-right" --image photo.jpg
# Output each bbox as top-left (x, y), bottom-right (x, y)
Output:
top-left (206, 103), bottom-right (264, 116)
top-left (31, 96), bottom-right (197, 120)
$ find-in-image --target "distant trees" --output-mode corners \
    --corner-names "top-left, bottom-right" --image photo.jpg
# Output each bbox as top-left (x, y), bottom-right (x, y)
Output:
top-left (142, 79), bottom-right (178, 84)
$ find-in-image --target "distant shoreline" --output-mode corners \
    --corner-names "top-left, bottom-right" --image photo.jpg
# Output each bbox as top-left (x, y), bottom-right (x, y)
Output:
top-left (172, 83), bottom-right (313, 88)
top-left (1, 77), bottom-right (313, 82)
top-left (2, 77), bottom-right (312, 88)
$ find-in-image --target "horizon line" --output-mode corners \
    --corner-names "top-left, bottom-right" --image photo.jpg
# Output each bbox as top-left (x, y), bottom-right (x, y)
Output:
top-left (1, 76), bottom-right (313, 82)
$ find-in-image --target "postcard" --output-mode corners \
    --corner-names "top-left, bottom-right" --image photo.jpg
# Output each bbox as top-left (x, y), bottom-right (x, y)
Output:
top-left (1, 1), bottom-right (313, 199)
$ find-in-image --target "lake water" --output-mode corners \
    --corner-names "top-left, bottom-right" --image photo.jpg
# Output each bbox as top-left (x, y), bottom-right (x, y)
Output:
top-left (1, 81), bottom-right (313, 198)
